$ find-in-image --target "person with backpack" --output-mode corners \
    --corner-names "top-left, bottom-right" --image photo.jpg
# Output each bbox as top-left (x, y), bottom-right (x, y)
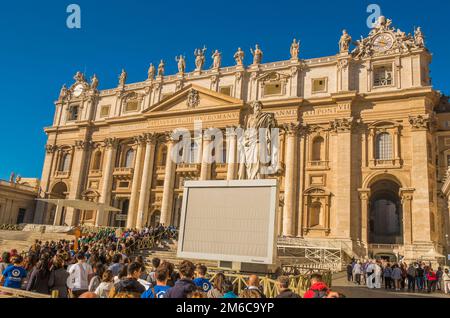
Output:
top-left (406, 263), bottom-right (417, 292)
top-left (165, 260), bottom-right (197, 298)
top-left (193, 264), bottom-right (212, 293)
top-left (67, 253), bottom-right (93, 298)
top-left (303, 274), bottom-right (340, 298)
top-left (275, 276), bottom-right (301, 298)
top-left (109, 262), bottom-right (146, 298)
top-left (141, 266), bottom-right (171, 298)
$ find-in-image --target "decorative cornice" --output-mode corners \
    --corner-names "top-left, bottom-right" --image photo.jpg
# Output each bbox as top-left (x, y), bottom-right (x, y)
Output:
top-left (330, 117), bottom-right (355, 133)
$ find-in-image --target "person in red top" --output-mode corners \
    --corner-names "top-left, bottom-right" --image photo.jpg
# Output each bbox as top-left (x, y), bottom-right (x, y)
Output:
top-left (426, 268), bottom-right (437, 293)
top-left (303, 274), bottom-right (341, 298)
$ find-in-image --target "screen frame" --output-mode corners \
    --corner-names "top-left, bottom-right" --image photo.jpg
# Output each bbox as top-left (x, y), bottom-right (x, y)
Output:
top-left (177, 179), bottom-right (279, 265)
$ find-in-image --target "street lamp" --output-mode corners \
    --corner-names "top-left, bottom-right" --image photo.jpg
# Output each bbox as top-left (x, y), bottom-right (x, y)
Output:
top-left (445, 234), bottom-right (449, 266)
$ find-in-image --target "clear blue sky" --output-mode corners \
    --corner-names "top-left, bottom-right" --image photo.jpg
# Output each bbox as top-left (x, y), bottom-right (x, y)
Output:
top-left (0, 0), bottom-right (449, 180)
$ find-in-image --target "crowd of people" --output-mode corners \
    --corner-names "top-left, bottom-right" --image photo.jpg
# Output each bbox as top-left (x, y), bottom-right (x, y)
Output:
top-left (0, 225), bottom-right (341, 299)
top-left (346, 259), bottom-right (450, 295)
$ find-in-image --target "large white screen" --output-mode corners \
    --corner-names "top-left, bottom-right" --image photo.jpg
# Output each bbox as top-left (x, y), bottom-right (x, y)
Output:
top-left (177, 180), bottom-right (278, 264)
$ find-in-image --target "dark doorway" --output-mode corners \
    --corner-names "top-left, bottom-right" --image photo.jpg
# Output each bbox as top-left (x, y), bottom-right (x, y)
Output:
top-left (369, 179), bottom-right (403, 244)
top-left (16, 208), bottom-right (26, 224)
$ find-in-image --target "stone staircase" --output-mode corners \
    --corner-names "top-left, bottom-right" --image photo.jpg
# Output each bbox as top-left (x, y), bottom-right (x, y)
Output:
top-left (0, 230), bottom-right (75, 254)
top-left (135, 239), bottom-right (217, 269)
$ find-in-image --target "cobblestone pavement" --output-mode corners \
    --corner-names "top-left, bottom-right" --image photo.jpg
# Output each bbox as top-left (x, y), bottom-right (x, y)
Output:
top-left (331, 272), bottom-right (450, 298)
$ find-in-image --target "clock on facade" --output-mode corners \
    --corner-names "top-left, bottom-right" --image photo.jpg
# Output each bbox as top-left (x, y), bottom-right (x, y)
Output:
top-left (373, 33), bottom-right (394, 52)
top-left (73, 84), bottom-right (84, 97)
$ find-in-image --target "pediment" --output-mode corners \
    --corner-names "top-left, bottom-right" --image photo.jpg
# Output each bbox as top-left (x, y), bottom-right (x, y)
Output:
top-left (143, 84), bottom-right (243, 114)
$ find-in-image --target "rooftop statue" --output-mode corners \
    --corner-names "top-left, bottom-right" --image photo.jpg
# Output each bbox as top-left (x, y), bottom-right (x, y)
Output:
top-left (211, 50), bottom-right (222, 69)
top-left (194, 46), bottom-right (207, 72)
top-left (90, 74), bottom-right (99, 90)
top-left (290, 39), bottom-right (300, 59)
top-left (118, 69), bottom-right (127, 87)
top-left (234, 47), bottom-right (245, 66)
top-left (250, 44), bottom-right (263, 65)
top-left (157, 60), bottom-right (165, 77)
top-left (148, 63), bottom-right (155, 80)
top-left (339, 30), bottom-right (352, 53)
top-left (175, 55), bottom-right (186, 74)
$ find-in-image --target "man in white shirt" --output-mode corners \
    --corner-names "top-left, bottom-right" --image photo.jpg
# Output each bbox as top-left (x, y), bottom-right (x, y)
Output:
top-left (67, 253), bottom-right (93, 298)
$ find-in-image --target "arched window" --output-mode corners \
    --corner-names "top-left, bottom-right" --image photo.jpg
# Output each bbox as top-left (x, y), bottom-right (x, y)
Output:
top-left (124, 149), bottom-right (134, 168)
top-left (92, 151), bottom-right (102, 170)
top-left (309, 202), bottom-right (322, 228)
top-left (60, 153), bottom-right (72, 172)
top-left (190, 141), bottom-right (198, 164)
top-left (376, 133), bottom-right (392, 160)
top-left (312, 136), bottom-right (325, 161)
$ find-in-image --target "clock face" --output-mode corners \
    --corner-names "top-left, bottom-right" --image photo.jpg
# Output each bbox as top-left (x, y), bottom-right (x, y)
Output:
top-left (73, 84), bottom-right (84, 97)
top-left (373, 33), bottom-right (394, 52)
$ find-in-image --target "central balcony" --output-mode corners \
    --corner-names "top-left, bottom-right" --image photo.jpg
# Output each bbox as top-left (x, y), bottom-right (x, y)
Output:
top-left (113, 167), bottom-right (134, 176)
top-left (176, 164), bottom-right (201, 173)
top-left (307, 161), bottom-right (329, 170)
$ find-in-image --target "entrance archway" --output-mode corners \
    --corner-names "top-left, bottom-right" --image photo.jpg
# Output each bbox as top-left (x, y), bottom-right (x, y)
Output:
top-left (369, 179), bottom-right (403, 245)
top-left (49, 182), bottom-right (68, 225)
top-left (149, 210), bottom-right (161, 227)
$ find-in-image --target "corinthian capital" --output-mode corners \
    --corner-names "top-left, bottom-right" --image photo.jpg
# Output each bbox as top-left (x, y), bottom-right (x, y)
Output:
top-left (45, 144), bottom-right (57, 154)
top-left (330, 117), bottom-right (354, 133)
top-left (143, 133), bottom-right (158, 144)
top-left (408, 114), bottom-right (430, 131)
top-left (104, 137), bottom-right (119, 149)
top-left (75, 140), bottom-right (89, 150)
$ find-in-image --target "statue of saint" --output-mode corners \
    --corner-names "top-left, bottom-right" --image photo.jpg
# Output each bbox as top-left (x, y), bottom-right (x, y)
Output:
top-left (59, 84), bottom-right (68, 100)
top-left (157, 60), bottom-right (165, 77)
top-left (414, 27), bottom-right (425, 48)
top-left (148, 63), bottom-right (156, 80)
top-left (9, 172), bottom-right (15, 184)
top-left (211, 50), bottom-right (222, 69)
top-left (234, 47), bottom-right (245, 66)
top-left (119, 69), bottom-right (127, 87)
top-left (238, 101), bottom-right (278, 180)
top-left (290, 39), bottom-right (300, 59)
top-left (194, 47), bottom-right (207, 71)
top-left (74, 71), bottom-right (85, 83)
top-left (339, 30), bottom-right (352, 53)
top-left (250, 44), bottom-right (263, 65)
top-left (15, 175), bottom-right (22, 184)
top-left (90, 74), bottom-right (99, 90)
top-left (175, 55), bottom-right (186, 74)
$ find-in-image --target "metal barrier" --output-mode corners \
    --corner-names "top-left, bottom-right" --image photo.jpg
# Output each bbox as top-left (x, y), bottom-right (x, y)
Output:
top-left (0, 286), bottom-right (54, 298)
top-left (0, 224), bottom-right (25, 231)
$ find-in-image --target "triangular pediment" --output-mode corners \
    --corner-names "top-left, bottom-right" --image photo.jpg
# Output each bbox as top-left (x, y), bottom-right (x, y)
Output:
top-left (143, 84), bottom-right (243, 113)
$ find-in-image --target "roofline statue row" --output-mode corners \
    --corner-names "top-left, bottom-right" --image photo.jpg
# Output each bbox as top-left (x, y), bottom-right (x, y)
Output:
top-left (58, 16), bottom-right (426, 98)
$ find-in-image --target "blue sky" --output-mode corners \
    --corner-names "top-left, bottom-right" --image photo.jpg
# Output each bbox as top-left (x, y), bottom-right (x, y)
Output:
top-left (0, 0), bottom-right (449, 180)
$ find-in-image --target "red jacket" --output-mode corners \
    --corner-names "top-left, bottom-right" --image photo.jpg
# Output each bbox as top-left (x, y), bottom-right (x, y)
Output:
top-left (427, 272), bottom-right (437, 281)
top-left (303, 282), bottom-right (329, 298)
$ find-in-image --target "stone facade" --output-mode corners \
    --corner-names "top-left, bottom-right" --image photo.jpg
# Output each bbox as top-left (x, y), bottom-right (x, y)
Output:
top-left (33, 17), bottom-right (450, 262)
top-left (0, 180), bottom-right (39, 224)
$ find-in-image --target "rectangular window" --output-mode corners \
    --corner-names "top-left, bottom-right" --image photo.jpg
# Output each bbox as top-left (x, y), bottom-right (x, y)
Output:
top-left (373, 65), bottom-right (393, 87)
top-left (312, 78), bottom-right (327, 93)
top-left (219, 86), bottom-right (232, 96)
top-left (264, 83), bottom-right (282, 96)
top-left (68, 105), bottom-right (79, 121)
top-left (125, 100), bottom-right (139, 112)
top-left (100, 105), bottom-right (111, 118)
top-left (118, 181), bottom-right (130, 188)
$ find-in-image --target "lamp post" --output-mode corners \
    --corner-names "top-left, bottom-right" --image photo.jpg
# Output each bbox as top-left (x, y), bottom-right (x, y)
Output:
top-left (445, 234), bottom-right (449, 266)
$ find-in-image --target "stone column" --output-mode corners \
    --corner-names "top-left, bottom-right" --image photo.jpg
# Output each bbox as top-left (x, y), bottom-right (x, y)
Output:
top-left (358, 189), bottom-right (370, 249)
top-left (53, 204), bottom-right (64, 226)
top-left (127, 136), bottom-right (145, 229)
top-left (409, 115), bottom-right (433, 243)
top-left (34, 145), bottom-right (57, 224)
top-left (332, 118), bottom-right (353, 239)
top-left (282, 123), bottom-right (298, 237)
top-left (97, 138), bottom-right (118, 227)
top-left (65, 140), bottom-right (90, 226)
top-left (400, 188), bottom-right (414, 245)
top-left (296, 125), bottom-right (307, 237)
top-left (160, 136), bottom-right (177, 226)
top-left (136, 134), bottom-right (157, 229)
top-left (226, 128), bottom-right (238, 180)
top-left (200, 134), bottom-right (213, 180)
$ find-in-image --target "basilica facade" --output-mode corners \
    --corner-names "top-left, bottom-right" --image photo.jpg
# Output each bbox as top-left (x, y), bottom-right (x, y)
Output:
top-left (33, 17), bottom-right (450, 262)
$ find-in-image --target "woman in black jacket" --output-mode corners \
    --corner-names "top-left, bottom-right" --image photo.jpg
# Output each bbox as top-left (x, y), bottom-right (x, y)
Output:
top-left (26, 257), bottom-right (51, 294)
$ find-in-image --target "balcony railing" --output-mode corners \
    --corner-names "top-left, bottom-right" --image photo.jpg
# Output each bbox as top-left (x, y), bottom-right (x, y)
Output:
top-left (89, 170), bottom-right (102, 177)
top-left (214, 163), bottom-right (228, 172)
top-left (55, 171), bottom-right (70, 178)
top-left (307, 161), bottom-right (329, 170)
top-left (370, 159), bottom-right (401, 168)
top-left (156, 166), bottom-right (166, 174)
top-left (176, 164), bottom-right (200, 172)
top-left (113, 167), bottom-right (134, 176)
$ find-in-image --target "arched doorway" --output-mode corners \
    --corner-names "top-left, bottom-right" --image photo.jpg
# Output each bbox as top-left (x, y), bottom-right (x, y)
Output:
top-left (369, 179), bottom-right (403, 245)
